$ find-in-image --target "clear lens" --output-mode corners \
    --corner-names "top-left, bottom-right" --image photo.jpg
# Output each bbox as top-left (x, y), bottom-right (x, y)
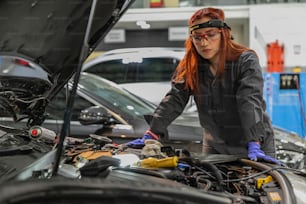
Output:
top-left (190, 30), bottom-right (221, 42)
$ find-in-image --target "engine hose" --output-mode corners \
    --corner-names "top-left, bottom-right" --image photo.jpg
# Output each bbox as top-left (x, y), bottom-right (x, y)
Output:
top-left (199, 160), bottom-right (224, 192)
top-left (240, 159), bottom-right (294, 204)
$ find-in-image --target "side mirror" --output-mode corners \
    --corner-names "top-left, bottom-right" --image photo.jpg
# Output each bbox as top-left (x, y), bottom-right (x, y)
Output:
top-left (79, 106), bottom-right (114, 125)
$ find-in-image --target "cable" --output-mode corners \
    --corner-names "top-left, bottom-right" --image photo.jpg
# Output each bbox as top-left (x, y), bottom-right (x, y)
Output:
top-left (239, 159), bottom-right (294, 204)
top-left (222, 166), bottom-right (290, 183)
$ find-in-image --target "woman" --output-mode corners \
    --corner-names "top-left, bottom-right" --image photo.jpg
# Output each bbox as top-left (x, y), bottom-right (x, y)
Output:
top-left (127, 7), bottom-right (280, 164)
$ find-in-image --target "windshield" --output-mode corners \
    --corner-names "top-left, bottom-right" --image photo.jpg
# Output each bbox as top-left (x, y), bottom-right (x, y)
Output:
top-left (84, 57), bottom-right (180, 83)
top-left (79, 73), bottom-right (156, 117)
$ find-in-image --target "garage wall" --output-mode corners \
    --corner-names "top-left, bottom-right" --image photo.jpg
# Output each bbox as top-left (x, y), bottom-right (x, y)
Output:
top-left (97, 29), bottom-right (185, 50)
top-left (249, 4), bottom-right (306, 70)
top-left (97, 23), bottom-right (248, 51)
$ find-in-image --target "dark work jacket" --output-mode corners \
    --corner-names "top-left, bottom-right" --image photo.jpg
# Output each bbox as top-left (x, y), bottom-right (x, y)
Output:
top-left (150, 51), bottom-right (275, 156)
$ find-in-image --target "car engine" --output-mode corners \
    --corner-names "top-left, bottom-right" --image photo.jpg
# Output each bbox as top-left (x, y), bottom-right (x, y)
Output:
top-left (0, 126), bottom-right (304, 204)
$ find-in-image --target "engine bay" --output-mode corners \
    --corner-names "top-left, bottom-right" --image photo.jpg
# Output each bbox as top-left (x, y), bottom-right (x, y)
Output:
top-left (1, 126), bottom-right (304, 204)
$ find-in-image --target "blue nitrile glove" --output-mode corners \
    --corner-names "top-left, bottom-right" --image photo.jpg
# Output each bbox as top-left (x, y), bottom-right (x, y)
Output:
top-left (126, 130), bottom-right (160, 149)
top-left (248, 142), bottom-right (281, 165)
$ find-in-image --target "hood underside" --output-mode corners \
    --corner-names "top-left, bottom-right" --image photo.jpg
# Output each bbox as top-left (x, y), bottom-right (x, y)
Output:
top-left (0, 0), bottom-right (132, 76)
top-left (0, 0), bottom-right (133, 123)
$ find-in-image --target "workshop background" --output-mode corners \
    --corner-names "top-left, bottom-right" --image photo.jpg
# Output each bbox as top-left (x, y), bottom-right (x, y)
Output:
top-left (93, 0), bottom-right (306, 139)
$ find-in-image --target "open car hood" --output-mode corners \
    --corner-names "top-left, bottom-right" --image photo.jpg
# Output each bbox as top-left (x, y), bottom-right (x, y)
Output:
top-left (0, 0), bottom-right (133, 124)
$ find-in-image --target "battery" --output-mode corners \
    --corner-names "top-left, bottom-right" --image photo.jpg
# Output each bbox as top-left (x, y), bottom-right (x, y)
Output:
top-left (29, 126), bottom-right (57, 141)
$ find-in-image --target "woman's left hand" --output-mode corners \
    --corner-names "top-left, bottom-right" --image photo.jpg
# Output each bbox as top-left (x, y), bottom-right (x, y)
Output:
top-left (248, 142), bottom-right (282, 165)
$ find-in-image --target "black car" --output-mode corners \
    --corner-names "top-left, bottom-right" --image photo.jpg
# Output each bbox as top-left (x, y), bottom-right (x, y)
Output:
top-left (1, 70), bottom-right (304, 167)
top-left (0, 1), bottom-right (305, 204)
top-left (0, 71), bottom-right (203, 150)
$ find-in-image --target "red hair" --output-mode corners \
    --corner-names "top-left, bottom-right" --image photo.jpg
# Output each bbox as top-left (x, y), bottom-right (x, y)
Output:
top-left (174, 7), bottom-right (252, 93)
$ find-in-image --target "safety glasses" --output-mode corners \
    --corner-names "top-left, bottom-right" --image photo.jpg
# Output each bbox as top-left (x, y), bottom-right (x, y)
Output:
top-left (190, 29), bottom-right (221, 43)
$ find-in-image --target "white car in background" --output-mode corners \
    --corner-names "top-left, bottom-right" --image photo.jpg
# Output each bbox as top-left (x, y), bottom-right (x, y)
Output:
top-left (82, 47), bottom-right (193, 109)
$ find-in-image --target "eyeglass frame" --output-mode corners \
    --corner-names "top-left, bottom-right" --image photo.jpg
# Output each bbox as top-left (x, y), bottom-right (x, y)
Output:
top-left (190, 29), bottom-right (222, 43)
